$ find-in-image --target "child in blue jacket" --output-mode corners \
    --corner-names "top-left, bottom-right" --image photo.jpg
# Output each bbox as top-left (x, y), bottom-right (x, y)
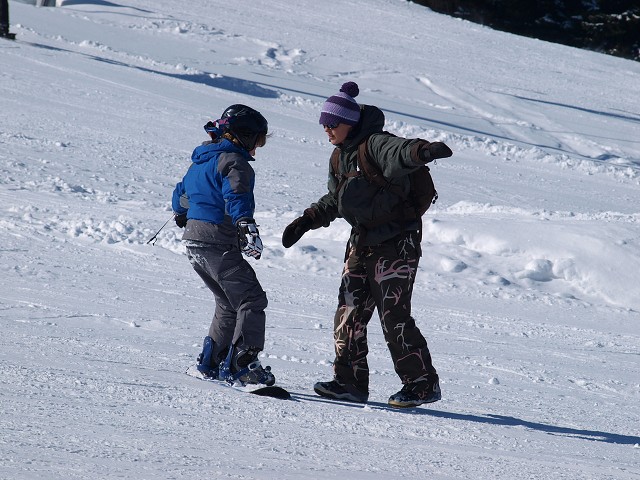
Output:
top-left (172, 104), bottom-right (274, 386)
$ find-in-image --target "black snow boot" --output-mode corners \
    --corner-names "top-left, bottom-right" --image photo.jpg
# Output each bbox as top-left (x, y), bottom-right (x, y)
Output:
top-left (313, 379), bottom-right (368, 403)
top-left (388, 375), bottom-right (441, 408)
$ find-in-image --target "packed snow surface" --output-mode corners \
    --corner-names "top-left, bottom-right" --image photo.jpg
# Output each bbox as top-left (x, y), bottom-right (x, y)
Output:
top-left (1, 1), bottom-right (639, 479)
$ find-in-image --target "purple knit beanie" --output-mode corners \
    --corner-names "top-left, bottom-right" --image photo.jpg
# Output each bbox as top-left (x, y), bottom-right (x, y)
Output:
top-left (319, 82), bottom-right (361, 127)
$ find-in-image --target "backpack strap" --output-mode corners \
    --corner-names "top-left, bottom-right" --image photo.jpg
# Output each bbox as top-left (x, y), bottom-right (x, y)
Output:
top-left (356, 139), bottom-right (407, 201)
top-left (330, 147), bottom-right (340, 179)
top-left (331, 146), bottom-right (360, 194)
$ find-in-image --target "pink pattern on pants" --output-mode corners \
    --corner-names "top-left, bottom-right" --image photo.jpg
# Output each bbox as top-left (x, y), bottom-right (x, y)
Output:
top-left (332, 231), bottom-right (437, 391)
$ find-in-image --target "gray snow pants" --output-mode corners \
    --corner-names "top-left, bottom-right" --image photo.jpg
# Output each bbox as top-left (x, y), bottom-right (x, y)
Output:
top-left (332, 231), bottom-right (437, 392)
top-left (185, 242), bottom-right (268, 360)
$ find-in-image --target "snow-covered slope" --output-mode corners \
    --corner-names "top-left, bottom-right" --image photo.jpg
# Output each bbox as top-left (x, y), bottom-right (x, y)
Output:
top-left (1, 1), bottom-right (639, 479)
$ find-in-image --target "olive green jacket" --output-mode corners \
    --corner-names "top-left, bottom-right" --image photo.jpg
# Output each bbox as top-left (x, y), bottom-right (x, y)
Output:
top-left (308, 105), bottom-right (429, 247)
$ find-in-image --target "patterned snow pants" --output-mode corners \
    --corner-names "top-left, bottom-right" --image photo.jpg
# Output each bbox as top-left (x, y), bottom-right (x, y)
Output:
top-left (332, 231), bottom-right (437, 392)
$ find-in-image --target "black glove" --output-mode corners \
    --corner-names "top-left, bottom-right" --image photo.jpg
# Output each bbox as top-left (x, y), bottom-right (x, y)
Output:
top-left (175, 213), bottom-right (188, 228)
top-left (237, 219), bottom-right (263, 260)
top-left (420, 142), bottom-right (453, 163)
top-left (282, 215), bottom-right (313, 248)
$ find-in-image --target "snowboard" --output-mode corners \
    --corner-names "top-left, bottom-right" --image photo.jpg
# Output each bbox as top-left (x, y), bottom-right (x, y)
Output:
top-left (1, 33), bottom-right (16, 40)
top-left (185, 365), bottom-right (291, 400)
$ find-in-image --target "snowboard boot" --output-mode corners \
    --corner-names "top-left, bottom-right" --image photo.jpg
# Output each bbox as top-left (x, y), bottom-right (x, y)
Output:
top-left (196, 336), bottom-right (219, 379)
top-left (231, 347), bottom-right (275, 386)
top-left (388, 375), bottom-right (441, 408)
top-left (313, 379), bottom-right (368, 403)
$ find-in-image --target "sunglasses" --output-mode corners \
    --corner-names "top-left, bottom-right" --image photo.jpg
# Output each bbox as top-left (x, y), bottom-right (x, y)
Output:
top-left (323, 122), bottom-right (340, 129)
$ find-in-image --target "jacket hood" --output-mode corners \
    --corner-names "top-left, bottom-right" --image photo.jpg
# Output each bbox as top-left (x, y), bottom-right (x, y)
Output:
top-left (343, 105), bottom-right (385, 149)
top-left (191, 138), bottom-right (252, 165)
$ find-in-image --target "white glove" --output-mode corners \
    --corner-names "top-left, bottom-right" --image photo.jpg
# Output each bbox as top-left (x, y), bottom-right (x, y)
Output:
top-left (237, 220), bottom-right (263, 260)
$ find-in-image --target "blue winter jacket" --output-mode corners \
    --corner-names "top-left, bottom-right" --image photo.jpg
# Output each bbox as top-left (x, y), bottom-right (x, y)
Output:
top-left (172, 139), bottom-right (256, 225)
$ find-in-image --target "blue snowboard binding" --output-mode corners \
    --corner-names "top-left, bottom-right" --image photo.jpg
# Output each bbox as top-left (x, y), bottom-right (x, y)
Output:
top-left (196, 336), bottom-right (219, 378)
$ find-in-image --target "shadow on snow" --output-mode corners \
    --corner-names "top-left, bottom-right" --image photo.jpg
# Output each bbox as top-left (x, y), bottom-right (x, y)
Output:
top-left (61, 0), bottom-right (152, 12)
top-left (295, 393), bottom-right (639, 446)
top-left (23, 41), bottom-right (278, 99)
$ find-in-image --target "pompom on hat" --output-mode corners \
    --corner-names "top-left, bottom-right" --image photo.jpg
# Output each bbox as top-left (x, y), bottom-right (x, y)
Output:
top-left (319, 81), bottom-right (361, 127)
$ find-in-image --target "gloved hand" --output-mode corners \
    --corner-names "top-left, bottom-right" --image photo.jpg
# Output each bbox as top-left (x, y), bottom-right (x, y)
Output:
top-left (420, 142), bottom-right (453, 163)
top-left (175, 213), bottom-right (188, 228)
top-left (237, 219), bottom-right (263, 259)
top-left (282, 214), bottom-right (313, 248)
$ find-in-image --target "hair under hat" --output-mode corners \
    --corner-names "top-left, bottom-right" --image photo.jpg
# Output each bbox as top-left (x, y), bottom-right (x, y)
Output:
top-left (319, 82), bottom-right (361, 127)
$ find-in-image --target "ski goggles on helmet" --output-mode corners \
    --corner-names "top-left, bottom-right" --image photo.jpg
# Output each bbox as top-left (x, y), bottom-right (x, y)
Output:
top-left (203, 120), bottom-right (226, 137)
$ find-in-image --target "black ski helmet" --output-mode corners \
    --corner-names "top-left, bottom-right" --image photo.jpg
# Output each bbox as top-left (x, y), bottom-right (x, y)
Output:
top-left (219, 104), bottom-right (268, 151)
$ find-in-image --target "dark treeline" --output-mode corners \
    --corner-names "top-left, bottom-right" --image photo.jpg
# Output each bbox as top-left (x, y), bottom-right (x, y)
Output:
top-left (411, 0), bottom-right (640, 61)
